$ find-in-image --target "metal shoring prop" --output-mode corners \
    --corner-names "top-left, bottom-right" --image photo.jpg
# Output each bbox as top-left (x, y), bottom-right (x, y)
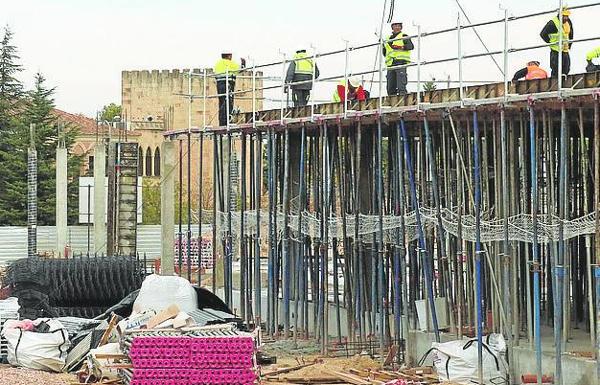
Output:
top-left (500, 108), bottom-right (514, 384)
top-left (555, 101), bottom-right (567, 385)
top-left (254, 130), bottom-right (263, 329)
top-left (294, 123), bottom-right (307, 341)
top-left (187, 70), bottom-right (192, 282)
top-left (473, 110), bottom-right (483, 385)
top-left (529, 102), bottom-right (543, 385)
top-left (593, 94), bottom-right (600, 381)
top-left (376, 115), bottom-right (386, 356)
top-left (240, 131), bottom-right (247, 323)
top-left (282, 126), bottom-right (291, 338)
top-left (178, 139), bottom-right (183, 277)
top-left (198, 68), bottom-right (207, 287)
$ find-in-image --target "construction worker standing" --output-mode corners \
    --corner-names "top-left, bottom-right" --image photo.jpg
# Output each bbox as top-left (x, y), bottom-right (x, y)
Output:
top-left (214, 53), bottom-right (245, 127)
top-left (285, 49), bottom-right (320, 107)
top-left (512, 61), bottom-right (549, 81)
top-left (383, 21), bottom-right (414, 96)
top-left (586, 46), bottom-right (600, 72)
top-left (540, 7), bottom-right (573, 78)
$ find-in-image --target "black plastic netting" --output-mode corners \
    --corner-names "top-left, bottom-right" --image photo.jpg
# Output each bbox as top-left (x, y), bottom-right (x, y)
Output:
top-left (5, 256), bottom-right (146, 319)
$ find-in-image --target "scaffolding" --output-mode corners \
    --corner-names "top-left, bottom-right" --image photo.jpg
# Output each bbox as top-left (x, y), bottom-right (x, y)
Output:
top-left (159, 2), bottom-right (600, 384)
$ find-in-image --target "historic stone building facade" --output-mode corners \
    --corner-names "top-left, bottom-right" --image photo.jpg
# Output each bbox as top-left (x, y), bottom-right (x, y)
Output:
top-left (121, 68), bottom-right (262, 209)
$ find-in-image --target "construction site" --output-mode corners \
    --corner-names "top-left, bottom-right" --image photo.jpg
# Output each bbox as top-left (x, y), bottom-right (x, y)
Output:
top-left (1, 1), bottom-right (600, 385)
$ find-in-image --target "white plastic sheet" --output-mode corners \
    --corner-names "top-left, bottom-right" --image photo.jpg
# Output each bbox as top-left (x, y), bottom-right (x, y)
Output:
top-left (133, 274), bottom-right (198, 314)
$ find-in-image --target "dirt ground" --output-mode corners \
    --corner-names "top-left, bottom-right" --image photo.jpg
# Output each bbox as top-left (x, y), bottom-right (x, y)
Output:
top-left (0, 364), bottom-right (74, 385)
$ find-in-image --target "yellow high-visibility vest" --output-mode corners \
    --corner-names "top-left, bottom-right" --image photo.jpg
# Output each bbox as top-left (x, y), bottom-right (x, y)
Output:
top-left (293, 52), bottom-right (314, 75)
top-left (586, 46), bottom-right (600, 61)
top-left (214, 59), bottom-right (240, 79)
top-left (549, 17), bottom-right (570, 52)
top-left (384, 33), bottom-right (411, 67)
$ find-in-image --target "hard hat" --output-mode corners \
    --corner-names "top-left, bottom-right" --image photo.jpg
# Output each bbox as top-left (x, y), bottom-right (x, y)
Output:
top-left (348, 78), bottom-right (360, 88)
top-left (390, 20), bottom-right (403, 26)
top-left (561, 6), bottom-right (571, 16)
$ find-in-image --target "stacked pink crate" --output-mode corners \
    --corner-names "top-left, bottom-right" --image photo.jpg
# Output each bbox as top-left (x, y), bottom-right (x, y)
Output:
top-left (128, 336), bottom-right (256, 385)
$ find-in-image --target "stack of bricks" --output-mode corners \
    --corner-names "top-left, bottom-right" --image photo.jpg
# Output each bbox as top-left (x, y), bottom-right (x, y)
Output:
top-left (128, 335), bottom-right (256, 385)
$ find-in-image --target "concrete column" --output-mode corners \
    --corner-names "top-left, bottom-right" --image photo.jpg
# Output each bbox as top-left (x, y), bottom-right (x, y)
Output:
top-left (161, 140), bottom-right (175, 275)
top-left (93, 143), bottom-right (107, 254)
top-left (55, 146), bottom-right (68, 256)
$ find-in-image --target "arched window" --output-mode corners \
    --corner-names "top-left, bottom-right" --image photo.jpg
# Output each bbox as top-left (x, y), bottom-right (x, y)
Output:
top-left (138, 147), bottom-right (143, 176)
top-left (154, 147), bottom-right (161, 176)
top-left (145, 147), bottom-right (152, 176)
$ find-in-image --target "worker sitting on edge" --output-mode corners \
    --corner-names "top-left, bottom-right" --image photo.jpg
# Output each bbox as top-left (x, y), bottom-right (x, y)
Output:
top-left (285, 49), bottom-right (320, 107)
top-left (540, 7), bottom-right (573, 78)
top-left (512, 61), bottom-right (549, 81)
top-left (214, 53), bottom-right (245, 127)
top-left (586, 46), bottom-right (600, 72)
top-left (383, 21), bottom-right (414, 96)
top-left (333, 78), bottom-right (367, 103)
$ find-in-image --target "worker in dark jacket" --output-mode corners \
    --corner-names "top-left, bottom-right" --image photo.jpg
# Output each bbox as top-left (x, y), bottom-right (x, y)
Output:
top-left (540, 7), bottom-right (573, 78)
top-left (214, 53), bottom-right (245, 126)
top-left (512, 61), bottom-right (549, 81)
top-left (285, 49), bottom-right (320, 107)
top-left (382, 21), bottom-right (414, 96)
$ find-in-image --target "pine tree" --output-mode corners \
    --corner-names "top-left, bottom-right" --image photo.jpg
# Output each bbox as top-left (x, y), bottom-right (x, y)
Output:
top-left (0, 26), bottom-right (26, 224)
top-left (0, 26), bottom-right (23, 128)
top-left (0, 27), bottom-right (82, 225)
top-left (24, 73), bottom-right (82, 225)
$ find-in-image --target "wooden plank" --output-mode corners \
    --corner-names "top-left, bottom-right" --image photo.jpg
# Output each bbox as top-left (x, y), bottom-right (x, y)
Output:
top-left (262, 361), bottom-right (317, 376)
top-left (323, 369), bottom-right (370, 385)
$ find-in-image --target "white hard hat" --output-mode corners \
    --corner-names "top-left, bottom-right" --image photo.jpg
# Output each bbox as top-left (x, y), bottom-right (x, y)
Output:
top-left (390, 21), bottom-right (403, 26)
top-left (348, 78), bottom-right (360, 88)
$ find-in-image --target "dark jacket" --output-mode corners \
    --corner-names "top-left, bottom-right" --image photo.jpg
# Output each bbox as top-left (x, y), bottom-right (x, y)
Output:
top-left (540, 17), bottom-right (573, 49)
top-left (285, 60), bottom-right (320, 91)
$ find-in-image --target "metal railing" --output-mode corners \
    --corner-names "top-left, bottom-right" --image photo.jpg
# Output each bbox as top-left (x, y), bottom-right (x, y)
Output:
top-left (166, 1), bottom-right (600, 137)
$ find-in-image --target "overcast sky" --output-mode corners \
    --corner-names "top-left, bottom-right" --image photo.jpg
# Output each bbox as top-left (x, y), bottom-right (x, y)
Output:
top-left (1, 0), bottom-right (598, 117)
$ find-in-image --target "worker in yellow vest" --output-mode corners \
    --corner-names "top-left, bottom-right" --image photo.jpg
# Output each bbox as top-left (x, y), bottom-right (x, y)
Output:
top-left (285, 49), bottom-right (320, 107)
top-left (586, 46), bottom-right (600, 72)
top-left (512, 61), bottom-right (549, 81)
top-left (382, 21), bottom-right (414, 96)
top-left (214, 53), bottom-right (245, 126)
top-left (540, 7), bottom-right (573, 78)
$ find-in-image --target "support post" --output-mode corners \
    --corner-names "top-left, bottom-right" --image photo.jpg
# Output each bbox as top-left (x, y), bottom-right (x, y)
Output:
top-left (56, 134), bottom-right (68, 257)
top-left (93, 142), bottom-right (107, 254)
top-left (27, 124), bottom-right (37, 259)
top-left (161, 140), bottom-right (176, 275)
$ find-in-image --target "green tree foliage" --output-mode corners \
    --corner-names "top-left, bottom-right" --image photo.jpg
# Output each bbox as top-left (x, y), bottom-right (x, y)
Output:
top-left (100, 103), bottom-right (122, 122)
top-left (0, 26), bottom-right (82, 225)
top-left (142, 179), bottom-right (160, 225)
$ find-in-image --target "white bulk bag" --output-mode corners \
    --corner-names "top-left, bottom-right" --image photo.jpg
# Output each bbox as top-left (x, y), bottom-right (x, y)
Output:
top-left (1, 318), bottom-right (70, 372)
top-left (133, 274), bottom-right (198, 314)
top-left (428, 334), bottom-right (507, 384)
